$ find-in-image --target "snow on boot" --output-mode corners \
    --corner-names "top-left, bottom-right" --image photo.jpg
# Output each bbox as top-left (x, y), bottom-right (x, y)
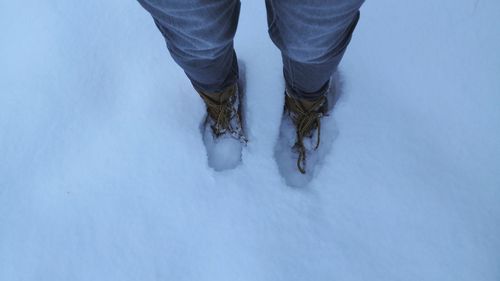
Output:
top-left (285, 90), bottom-right (327, 174)
top-left (275, 79), bottom-right (340, 187)
top-left (197, 83), bottom-right (247, 171)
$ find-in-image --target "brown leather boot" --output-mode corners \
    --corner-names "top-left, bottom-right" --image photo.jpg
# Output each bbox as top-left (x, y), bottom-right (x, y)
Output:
top-left (197, 84), bottom-right (246, 143)
top-left (284, 90), bottom-right (328, 174)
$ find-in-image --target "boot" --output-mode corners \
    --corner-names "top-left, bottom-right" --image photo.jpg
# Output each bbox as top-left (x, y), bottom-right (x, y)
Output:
top-left (284, 89), bottom-right (328, 174)
top-left (197, 83), bottom-right (246, 143)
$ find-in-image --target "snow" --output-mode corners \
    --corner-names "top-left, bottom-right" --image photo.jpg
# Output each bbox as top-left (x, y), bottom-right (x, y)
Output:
top-left (203, 125), bottom-right (244, 171)
top-left (1, 0), bottom-right (500, 280)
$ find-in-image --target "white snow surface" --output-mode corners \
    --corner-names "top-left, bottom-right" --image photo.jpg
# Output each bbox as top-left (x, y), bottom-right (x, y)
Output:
top-left (1, 0), bottom-right (500, 280)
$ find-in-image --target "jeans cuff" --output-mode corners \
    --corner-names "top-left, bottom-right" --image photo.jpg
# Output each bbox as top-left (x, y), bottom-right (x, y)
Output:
top-left (285, 79), bottom-right (330, 101)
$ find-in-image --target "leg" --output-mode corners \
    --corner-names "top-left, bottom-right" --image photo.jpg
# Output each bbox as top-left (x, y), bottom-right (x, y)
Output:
top-left (137, 0), bottom-right (241, 93)
top-left (265, 0), bottom-right (364, 99)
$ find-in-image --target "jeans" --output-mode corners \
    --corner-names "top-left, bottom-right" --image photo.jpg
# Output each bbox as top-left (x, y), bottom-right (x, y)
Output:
top-left (137, 0), bottom-right (364, 99)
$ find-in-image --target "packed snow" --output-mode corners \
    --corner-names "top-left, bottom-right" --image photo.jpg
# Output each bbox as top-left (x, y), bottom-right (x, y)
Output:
top-left (1, 0), bottom-right (499, 280)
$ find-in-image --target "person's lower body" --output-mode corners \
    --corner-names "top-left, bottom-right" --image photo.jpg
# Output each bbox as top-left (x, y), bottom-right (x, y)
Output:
top-left (137, 0), bottom-right (363, 97)
top-left (137, 0), bottom-right (364, 173)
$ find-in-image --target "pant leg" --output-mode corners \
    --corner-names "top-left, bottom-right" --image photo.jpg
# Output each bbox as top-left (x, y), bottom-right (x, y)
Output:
top-left (137, 0), bottom-right (241, 93)
top-left (265, 0), bottom-right (364, 99)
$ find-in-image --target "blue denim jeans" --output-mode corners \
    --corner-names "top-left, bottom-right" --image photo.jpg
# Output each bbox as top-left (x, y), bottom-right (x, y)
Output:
top-left (138, 0), bottom-right (364, 99)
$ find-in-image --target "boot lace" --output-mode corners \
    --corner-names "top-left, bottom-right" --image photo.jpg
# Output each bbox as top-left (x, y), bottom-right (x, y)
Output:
top-left (203, 96), bottom-right (234, 137)
top-left (289, 97), bottom-right (326, 174)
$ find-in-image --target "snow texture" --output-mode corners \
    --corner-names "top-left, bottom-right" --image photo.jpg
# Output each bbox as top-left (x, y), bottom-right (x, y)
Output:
top-left (202, 126), bottom-right (243, 171)
top-left (1, 0), bottom-right (500, 280)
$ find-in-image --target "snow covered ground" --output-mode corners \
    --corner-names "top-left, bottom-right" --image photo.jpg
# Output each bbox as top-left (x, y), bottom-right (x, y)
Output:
top-left (1, 0), bottom-right (500, 280)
